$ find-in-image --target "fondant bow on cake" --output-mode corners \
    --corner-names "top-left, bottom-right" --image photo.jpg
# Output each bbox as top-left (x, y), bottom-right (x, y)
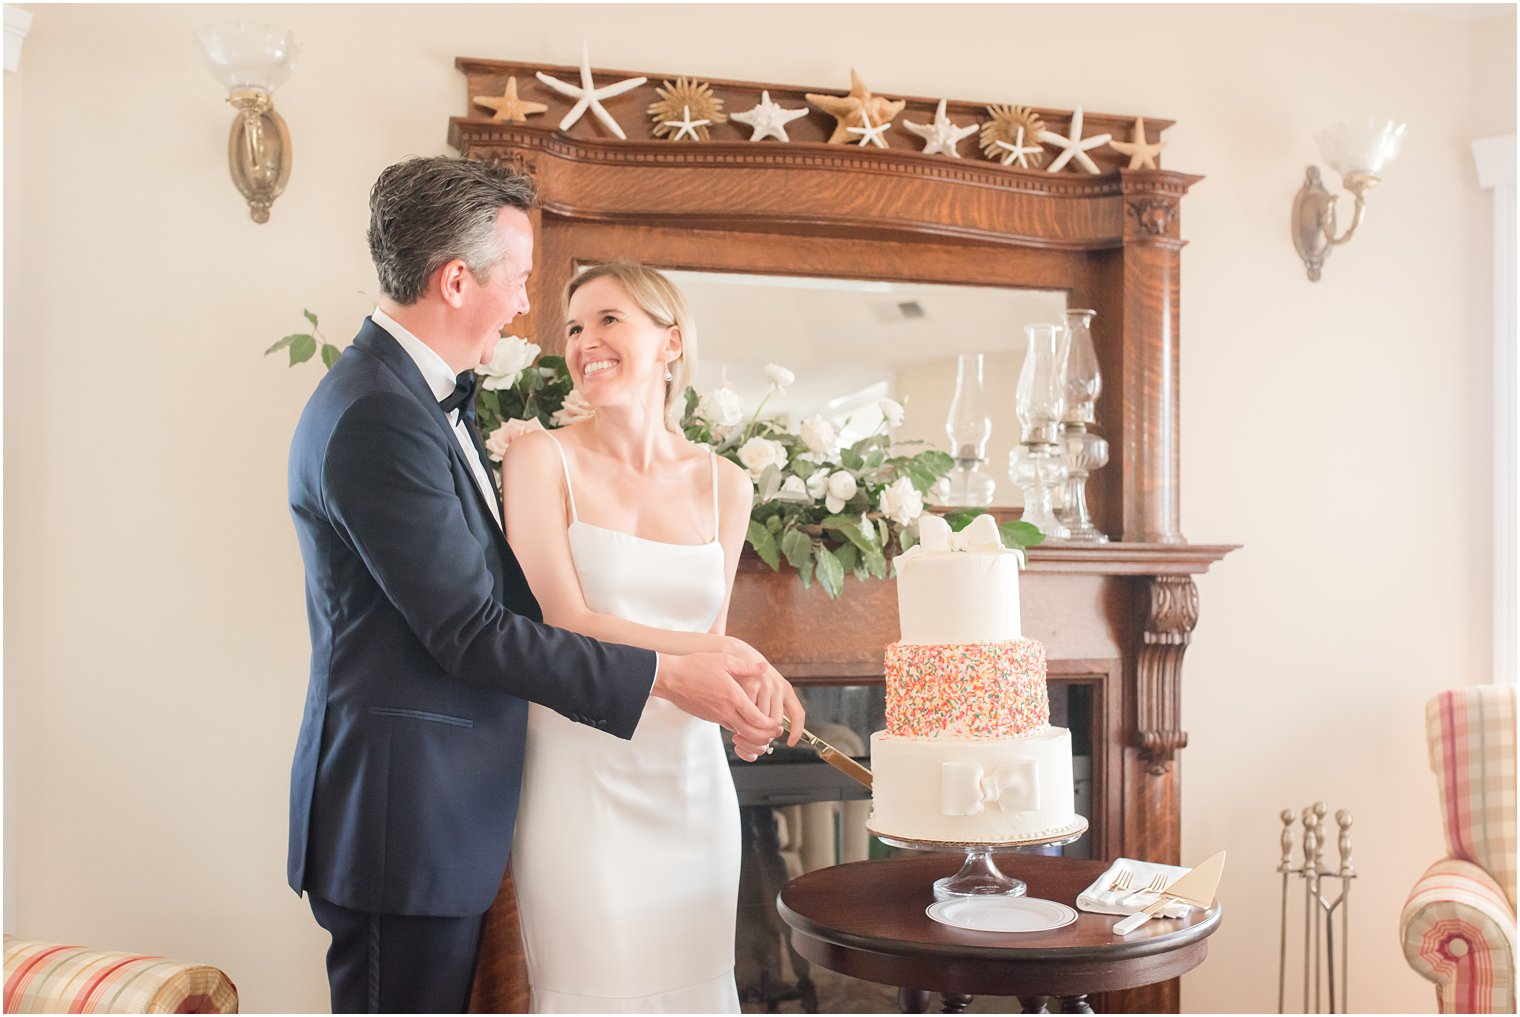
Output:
top-left (941, 759), bottom-right (1042, 816)
top-left (902, 513), bottom-right (1023, 563)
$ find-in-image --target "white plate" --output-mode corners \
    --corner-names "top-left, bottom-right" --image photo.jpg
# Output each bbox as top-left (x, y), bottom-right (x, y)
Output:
top-left (926, 896), bottom-right (1079, 933)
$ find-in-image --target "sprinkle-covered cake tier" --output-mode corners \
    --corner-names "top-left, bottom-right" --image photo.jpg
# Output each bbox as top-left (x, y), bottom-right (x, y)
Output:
top-left (884, 638), bottom-right (1048, 738)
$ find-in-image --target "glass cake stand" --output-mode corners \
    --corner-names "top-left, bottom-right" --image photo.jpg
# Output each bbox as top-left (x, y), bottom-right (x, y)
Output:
top-left (870, 817), bottom-right (1089, 901)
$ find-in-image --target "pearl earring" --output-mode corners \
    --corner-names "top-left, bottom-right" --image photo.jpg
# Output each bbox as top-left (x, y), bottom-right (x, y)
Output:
top-left (665, 365), bottom-right (674, 382)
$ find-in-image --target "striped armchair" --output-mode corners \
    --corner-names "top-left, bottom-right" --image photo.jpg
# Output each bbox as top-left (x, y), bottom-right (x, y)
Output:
top-left (2, 936), bottom-right (238, 1013)
top-left (1400, 685), bottom-right (1517, 1014)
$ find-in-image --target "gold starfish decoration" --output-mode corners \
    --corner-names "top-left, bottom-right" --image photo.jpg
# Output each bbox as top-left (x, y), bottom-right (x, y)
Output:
top-left (805, 69), bottom-right (906, 146)
top-left (979, 105), bottom-right (1047, 168)
top-left (1108, 117), bottom-right (1166, 170)
top-left (648, 78), bottom-right (727, 142)
top-left (473, 77), bottom-right (548, 124)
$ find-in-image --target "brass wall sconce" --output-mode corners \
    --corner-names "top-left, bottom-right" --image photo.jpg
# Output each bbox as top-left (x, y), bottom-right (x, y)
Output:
top-left (1292, 119), bottom-right (1406, 281)
top-left (193, 23), bottom-right (300, 223)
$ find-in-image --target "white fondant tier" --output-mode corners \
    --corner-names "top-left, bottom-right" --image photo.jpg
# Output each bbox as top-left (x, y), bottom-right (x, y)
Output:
top-left (895, 548), bottom-right (1022, 645)
top-left (868, 727), bottom-right (1078, 844)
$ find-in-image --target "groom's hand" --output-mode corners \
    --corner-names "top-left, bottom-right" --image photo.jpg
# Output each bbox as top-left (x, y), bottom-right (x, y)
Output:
top-left (652, 653), bottom-right (781, 751)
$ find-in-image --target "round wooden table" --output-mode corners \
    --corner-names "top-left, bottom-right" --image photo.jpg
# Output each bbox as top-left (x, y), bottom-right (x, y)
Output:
top-left (777, 854), bottom-right (1222, 1014)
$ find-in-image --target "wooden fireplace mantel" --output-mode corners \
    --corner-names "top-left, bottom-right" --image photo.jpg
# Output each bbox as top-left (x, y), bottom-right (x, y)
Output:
top-left (450, 56), bottom-right (1235, 1013)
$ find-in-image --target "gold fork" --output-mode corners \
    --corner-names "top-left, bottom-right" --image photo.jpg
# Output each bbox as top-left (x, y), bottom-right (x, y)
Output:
top-left (1120, 873), bottom-right (1170, 904)
top-left (1107, 868), bottom-right (1133, 892)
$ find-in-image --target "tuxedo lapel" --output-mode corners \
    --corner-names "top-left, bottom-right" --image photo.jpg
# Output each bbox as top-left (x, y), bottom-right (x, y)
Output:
top-left (352, 320), bottom-right (507, 539)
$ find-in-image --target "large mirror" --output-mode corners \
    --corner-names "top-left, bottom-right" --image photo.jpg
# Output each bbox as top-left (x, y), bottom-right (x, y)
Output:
top-left (663, 270), bottom-right (1068, 507)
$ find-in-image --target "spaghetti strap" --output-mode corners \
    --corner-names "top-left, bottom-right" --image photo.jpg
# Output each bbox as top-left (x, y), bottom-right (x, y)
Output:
top-left (710, 452), bottom-right (720, 543)
top-left (544, 431), bottom-right (579, 523)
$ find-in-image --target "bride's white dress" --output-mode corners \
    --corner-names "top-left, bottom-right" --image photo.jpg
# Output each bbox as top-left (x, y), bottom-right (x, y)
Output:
top-left (511, 434), bottom-right (742, 1014)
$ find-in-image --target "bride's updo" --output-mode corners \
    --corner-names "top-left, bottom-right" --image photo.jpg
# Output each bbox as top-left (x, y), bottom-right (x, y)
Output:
top-left (564, 261), bottom-right (697, 433)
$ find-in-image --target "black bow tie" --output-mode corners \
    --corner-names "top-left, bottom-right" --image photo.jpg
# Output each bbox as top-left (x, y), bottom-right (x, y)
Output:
top-left (439, 372), bottom-right (478, 421)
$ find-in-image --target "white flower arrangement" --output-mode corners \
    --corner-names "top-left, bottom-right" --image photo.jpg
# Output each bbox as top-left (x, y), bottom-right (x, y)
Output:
top-left (273, 323), bottom-right (1041, 599)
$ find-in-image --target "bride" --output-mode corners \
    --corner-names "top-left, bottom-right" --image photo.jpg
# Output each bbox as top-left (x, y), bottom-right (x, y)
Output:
top-left (499, 260), bottom-right (805, 1012)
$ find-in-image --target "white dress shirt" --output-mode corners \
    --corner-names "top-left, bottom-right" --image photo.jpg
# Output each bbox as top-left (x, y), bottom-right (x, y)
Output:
top-left (371, 308), bottom-right (501, 527)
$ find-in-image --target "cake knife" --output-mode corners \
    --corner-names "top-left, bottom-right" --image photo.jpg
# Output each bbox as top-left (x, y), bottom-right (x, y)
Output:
top-left (780, 717), bottom-right (873, 790)
top-left (1112, 850), bottom-right (1226, 935)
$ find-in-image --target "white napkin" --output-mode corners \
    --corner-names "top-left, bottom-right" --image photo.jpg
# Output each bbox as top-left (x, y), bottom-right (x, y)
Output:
top-left (1077, 857), bottom-right (1193, 918)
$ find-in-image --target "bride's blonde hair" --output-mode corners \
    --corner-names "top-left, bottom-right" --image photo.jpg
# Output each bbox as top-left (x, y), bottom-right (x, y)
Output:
top-left (564, 260), bottom-right (696, 432)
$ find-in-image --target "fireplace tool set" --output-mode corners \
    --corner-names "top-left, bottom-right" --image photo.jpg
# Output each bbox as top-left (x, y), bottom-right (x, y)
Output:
top-left (1278, 803), bottom-right (1355, 1013)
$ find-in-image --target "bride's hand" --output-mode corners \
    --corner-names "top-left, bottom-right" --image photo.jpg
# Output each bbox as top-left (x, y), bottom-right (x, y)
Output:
top-left (717, 639), bottom-right (804, 757)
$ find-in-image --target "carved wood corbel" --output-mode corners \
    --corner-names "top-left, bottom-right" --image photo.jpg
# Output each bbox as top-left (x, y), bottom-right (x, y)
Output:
top-left (1136, 574), bottom-right (1198, 775)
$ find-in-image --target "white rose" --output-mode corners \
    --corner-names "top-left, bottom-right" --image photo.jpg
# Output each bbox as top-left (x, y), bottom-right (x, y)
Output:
top-left (476, 336), bottom-right (541, 391)
top-left (779, 475), bottom-right (810, 501)
top-left (697, 385), bottom-right (746, 429)
top-left (878, 397), bottom-right (905, 428)
top-left (551, 388), bottom-right (597, 427)
top-left (736, 436), bottom-right (788, 478)
top-left (799, 415), bottom-right (839, 458)
top-left (805, 471), bottom-right (831, 500)
top-left (878, 476), bottom-right (925, 527)
top-left (825, 470), bottom-right (858, 514)
top-left (764, 363), bottom-right (796, 393)
top-left (484, 417), bottom-right (545, 462)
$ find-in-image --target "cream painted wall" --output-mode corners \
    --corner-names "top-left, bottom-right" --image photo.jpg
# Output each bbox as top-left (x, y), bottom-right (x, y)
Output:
top-left (4, 5), bottom-right (1510, 1013)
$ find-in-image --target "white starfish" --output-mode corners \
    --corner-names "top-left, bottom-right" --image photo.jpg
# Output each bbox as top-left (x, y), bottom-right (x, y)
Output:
top-left (993, 126), bottom-right (1044, 168)
top-left (662, 104), bottom-right (710, 142)
top-left (1038, 107), bottom-right (1112, 174)
top-left (534, 41), bottom-right (647, 140)
top-left (731, 90), bottom-right (808, 142)
top-left (901, 99), bottom-right (978, 157)
top-left (847, 106), bottom-right (891, 148)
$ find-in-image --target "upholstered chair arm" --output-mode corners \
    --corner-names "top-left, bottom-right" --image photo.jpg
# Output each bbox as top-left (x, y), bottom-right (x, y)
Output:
top-left (2, 935), bottom-right (238, 1013)
top-left (1400, 859), bottom-right (1517, 1014)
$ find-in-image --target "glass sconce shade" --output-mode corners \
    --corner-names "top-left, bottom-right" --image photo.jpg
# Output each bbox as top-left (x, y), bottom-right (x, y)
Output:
top-left (193, 22), bottom-right (300, 92)
top-left (1060, 309), bottom-right (1100, 425)
top-left (946, 353), bottom-right (991, 459)
top-left (1314, 119), bottom-right (1406, 179)
top-left (933, 353), bottom-right (996, 507)
top-left (1016, 323), bottom-right (1068, 445)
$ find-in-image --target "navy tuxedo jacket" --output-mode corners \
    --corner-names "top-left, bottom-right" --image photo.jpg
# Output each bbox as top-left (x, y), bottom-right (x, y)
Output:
top-left (286, 318), bottom-right (655, 917)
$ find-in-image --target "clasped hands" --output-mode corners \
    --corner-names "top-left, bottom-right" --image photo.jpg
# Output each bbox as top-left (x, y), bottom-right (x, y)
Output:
top-left (651, 638), bottom-right (804, 763)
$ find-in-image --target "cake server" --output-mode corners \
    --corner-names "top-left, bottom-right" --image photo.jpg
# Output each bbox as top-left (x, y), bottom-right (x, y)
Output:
top-left (780, 717), bottom-right (873, 790)
top-left (1112, 850), bottom-right (1225, 936)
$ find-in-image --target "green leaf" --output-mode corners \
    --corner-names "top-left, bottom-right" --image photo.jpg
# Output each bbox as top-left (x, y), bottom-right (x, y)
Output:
top-left (747, 520), bottom-right (781, 571)
top-left (1000, 519), bottom-right (1046, 549)
top-left (757, 464), bottom-right (783, 502)
top-left (320, 343), bottom-right (342, 369)
top-left (288, 333), bottom-right (317, 365)
top-left (820, 514), bottom-right (875, 553)
top-left (815, 546), bottom-right (844, 600)
top-left (780, 527), bottom-right (813, 569)
top-left (863, 546), bottom-right (888, 580)
top-left (303, 309), bottom-right (319, 329)
top-left (832, 541), bottom-right (858, 574)
top-left (840, 446), bottom-right (864, 471)
top-left (901, 461), bottom-right (939, 493)
top-left (265, 333), bottom-right (305, 356)
top-left (797, 546), bottom-right (816, 588)
top-left (914, 449), bottom-right (955, 475)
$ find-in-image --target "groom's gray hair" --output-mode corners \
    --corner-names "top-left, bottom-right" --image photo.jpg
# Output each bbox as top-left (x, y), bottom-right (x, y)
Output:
top-left (367, 156), bottom-right (539, 305)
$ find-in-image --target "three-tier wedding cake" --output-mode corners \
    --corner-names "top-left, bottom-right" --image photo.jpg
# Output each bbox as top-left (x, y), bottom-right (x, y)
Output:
top-left (868, 514), bottom-right (1083, 844)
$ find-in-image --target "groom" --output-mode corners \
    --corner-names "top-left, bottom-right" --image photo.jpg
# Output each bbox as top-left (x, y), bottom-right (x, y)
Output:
top-left (286, 156), bottom-right (783, 1013)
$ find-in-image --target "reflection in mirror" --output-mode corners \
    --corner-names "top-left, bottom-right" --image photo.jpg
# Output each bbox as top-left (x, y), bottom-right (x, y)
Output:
top-left (663, 270), bottom-right (1067, 506)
